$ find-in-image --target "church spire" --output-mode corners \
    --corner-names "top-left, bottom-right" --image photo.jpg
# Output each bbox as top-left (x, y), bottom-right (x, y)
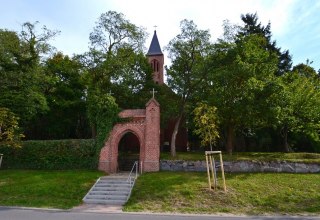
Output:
top-left (147, 30), bottom-right (163, 56)
top-left (146, 30), bottom-right (164, 85)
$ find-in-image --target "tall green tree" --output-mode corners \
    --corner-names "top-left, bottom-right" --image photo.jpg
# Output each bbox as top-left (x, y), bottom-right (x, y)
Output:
top-left (83, 11), bottom-right (151, 140)
top-left (239, 13), bottom-right (292, 76)
top-left (166, 19), bottom-right (212, 157)
top-left (207, 32), bottom-right (278, 154)
top-left (86, 11), bottom-right (149, 102)
top-left (270, 65), bottom-right (320, 152)
top-left (0, 22), bottom-right (59, 129)
top-left (25, 53), bottom-right (90, 139)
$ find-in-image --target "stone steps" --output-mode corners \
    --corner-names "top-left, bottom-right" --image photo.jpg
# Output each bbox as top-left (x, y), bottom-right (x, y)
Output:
top-left (83, 199), bottom-right (126, 205)
top-left (88, 190), bottom-right (129, 195)
top-left (83, 173), bottom-right (136, 205)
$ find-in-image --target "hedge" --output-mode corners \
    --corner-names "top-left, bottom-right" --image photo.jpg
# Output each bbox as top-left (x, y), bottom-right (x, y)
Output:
top-left (0, 139), bottom-right (96, 170)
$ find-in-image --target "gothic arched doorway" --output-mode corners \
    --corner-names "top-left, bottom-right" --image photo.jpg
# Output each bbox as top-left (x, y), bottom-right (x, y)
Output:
top-left (99, 98), bottom-right (160, 174)
top-left (117, 131), bottom-right (140, 171)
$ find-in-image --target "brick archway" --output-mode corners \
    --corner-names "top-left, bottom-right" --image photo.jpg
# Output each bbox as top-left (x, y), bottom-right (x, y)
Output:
top-left (99, 98), bottom-right (160, 173)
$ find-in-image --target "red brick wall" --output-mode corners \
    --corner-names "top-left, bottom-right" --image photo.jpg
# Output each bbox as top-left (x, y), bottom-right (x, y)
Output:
top-left (143, 99), bottom-right (160, 172)
top-left (99, 98), bottom-right (160, 173)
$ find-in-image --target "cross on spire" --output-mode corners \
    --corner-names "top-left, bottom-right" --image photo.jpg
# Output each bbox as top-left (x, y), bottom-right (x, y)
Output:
top-left (108, 90), bottom-right (114, 96)
top-left (150, 88), bottom-right (157, 99)
top-left (153, 25), bottom-right (158, 30)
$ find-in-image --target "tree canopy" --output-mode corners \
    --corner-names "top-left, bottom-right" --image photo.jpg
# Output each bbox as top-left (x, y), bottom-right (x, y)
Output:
top-left (0, 22), bottom-right (59, 128)
top-left (0, 11), bottom-right (319, 154)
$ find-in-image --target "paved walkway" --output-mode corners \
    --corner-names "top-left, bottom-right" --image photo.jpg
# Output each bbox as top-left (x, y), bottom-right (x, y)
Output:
top-left (71, 204), bottom-right (123, 213)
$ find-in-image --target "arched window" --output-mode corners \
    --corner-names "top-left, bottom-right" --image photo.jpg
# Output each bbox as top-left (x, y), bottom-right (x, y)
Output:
top-left (151, 59), bottom-right (159, 72)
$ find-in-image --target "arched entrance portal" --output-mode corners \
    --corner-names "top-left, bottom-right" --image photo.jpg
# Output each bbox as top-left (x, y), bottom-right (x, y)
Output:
top-left (99, 98), bottom-right (160, 174)
top-left (118, 132), bottom-right (140, 171)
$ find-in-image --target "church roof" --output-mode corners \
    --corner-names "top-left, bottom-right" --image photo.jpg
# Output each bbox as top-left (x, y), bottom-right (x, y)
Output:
top-left (147, 30), bottom-right (163, 56)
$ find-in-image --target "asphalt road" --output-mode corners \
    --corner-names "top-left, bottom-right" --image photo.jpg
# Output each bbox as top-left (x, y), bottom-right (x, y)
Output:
top-left (0, 207), bottom-right (319, 220)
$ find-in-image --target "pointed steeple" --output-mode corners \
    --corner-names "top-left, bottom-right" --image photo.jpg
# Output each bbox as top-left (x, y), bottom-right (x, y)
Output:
top-left (147, 30), bottom-right (163, 56)
top-left (147, 30), bottom-right (164, 85)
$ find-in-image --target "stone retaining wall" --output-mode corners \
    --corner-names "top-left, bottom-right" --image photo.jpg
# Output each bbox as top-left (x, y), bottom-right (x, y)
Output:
top-left (160, 160), bottom-right (320, 173)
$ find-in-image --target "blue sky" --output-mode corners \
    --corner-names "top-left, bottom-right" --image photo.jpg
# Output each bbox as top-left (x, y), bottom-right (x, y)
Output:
top-left (1, 0), bottom-right (319, 71)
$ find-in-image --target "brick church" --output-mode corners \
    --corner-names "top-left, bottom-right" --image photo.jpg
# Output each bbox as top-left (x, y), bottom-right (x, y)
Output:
top-left (116, 30), bottom-right (187, 154)
top-left (99, 30), bottom-right (187, 173)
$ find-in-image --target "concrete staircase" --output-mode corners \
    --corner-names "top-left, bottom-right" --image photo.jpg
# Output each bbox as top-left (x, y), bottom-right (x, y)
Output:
top-left (83, 173), bottom-right (135, 205)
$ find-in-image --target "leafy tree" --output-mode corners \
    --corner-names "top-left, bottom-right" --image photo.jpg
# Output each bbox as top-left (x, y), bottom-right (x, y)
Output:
top-left (19, 22), bottom-right (59, 62)
top-left (83, 11), bottom-right (151, 140)
top-left (292, 61), bottom-right (319, 78)
top-left (0, 22), bottom-right (59, 128)
top-left (239, 13), bottom-right (292, 76)
top-left (0, 107), bottom-right (24, 147)
top-left (193, 103), bottom-right (220, 151)
top-left (89, 11), bottom-right (146, 54)
top-left (86, 10), bottom-right (147, 92)
top-left (165, 19), bottom-right (212, 157)
top-left (207, 32), bottom-right (278, 154)
top-left (270, 68), bottom-right (320, 152)
top-left (86, 10), bottom-right (149, 99)
top-left (25, 53), bottom-right (90, 139)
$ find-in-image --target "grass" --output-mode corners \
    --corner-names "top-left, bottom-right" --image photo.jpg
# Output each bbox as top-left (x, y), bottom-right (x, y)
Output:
top-left (160, 152), bottom-right (320, 164)
top-left (124, 172), bottom-right (320, 215)
top-left (0, 170), bottom-right (104, 209)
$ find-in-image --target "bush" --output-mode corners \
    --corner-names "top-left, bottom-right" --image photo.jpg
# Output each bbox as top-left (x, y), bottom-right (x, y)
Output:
top-left (0, 139), bottom-right (96, 169)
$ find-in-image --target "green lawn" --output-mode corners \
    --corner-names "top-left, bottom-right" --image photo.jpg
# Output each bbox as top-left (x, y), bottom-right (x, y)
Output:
top-left (124, 172), bottom-right (320, 215)
top-left (0, 170), bottom-right (104, 209)
top-left (1, 169), bottom-right (319, 214)
top-left (161, 152), bottom-right (320, 163)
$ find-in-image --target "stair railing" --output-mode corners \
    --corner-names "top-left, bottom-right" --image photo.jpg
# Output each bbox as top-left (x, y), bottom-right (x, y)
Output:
top-left (0, 154), bottom-right (3, 168)
top-left (127, 161), bottom-right (138, 199)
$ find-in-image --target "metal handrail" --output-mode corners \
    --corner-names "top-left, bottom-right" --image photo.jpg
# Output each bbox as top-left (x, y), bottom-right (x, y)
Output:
top-left (127, 161), bottom-right (138, 200)
top-left (127, 161), bottom-right (138, 183)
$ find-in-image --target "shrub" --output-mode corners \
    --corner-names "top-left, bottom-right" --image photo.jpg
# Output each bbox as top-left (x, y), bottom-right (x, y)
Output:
top-left (0, 139), bottom-right (96, 169)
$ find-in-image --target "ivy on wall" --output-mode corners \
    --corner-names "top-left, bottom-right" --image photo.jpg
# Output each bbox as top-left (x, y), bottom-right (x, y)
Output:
top-left (86, 90), bottom-right (120, 165)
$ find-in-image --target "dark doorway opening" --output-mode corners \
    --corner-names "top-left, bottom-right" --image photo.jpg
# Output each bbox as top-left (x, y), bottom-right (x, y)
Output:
top-left (118, 132), bottom-right (140, 171)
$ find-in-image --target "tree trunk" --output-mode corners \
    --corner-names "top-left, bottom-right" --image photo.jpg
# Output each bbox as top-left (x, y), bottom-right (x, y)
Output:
top-left (91, 124), bottom-right (97, 139)
top-left (283, 127), bottom-right (290, 152)
top-left (170, 114), bottom-right (183, 157)
top-left (226, 125), bottom-right (234, 155)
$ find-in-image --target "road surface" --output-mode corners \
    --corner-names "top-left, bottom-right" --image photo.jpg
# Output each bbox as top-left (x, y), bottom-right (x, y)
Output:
top-left (0, 207), bottom-right (319, 220)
